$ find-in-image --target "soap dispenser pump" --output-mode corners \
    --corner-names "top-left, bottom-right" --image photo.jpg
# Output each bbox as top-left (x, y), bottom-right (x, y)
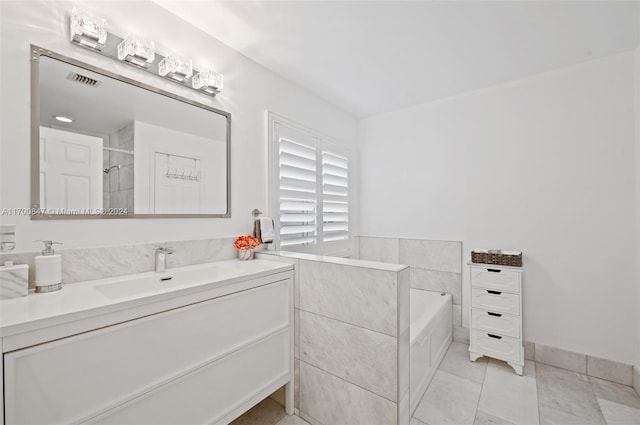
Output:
top-left (35, 240), bottom-right (63, 293)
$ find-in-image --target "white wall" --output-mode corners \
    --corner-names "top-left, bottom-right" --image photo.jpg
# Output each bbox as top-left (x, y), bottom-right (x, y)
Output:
top-left (359, 52), bottom-right (637, 364)
top-left (0, 0), bottom-right (357, 250)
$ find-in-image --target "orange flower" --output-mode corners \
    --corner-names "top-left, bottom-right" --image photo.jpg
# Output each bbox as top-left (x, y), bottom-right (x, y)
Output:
top-left (233, 235), bottom-right (260, 249)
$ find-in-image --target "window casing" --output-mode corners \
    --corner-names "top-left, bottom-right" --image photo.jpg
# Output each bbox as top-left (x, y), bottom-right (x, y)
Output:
top-left (268, 112), bottom-right (351, 256)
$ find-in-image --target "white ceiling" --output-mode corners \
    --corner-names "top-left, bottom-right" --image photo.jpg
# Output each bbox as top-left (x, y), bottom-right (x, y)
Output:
top-left (155, 1), bottom-right (640, 118)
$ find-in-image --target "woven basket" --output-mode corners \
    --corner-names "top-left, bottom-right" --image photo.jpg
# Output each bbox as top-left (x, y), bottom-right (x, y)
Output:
top-left (471, 250), bottom-right (522, 267)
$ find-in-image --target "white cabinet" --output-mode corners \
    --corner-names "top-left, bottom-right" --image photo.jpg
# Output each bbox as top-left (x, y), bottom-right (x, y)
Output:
top-left (3, 272), bottom-right (293, 424)
top-left (469, 263), bottom-right (524, 375)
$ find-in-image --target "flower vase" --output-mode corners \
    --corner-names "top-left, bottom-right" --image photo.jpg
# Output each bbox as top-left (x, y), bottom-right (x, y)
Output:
top-left (238, 248), bottom-right (254, 261)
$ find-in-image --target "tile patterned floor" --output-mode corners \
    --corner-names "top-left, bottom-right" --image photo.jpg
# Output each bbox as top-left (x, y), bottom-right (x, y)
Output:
top-left (230, 341), bottom-right (640, 425)
top-left (412, 342), bottom-right (640, 425)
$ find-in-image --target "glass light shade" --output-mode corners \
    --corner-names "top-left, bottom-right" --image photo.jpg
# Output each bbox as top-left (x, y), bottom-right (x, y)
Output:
top-left (70, 8), bottom-right (107, 50)
top-left (117, 34), bottom-right (155, 68)
top-left (158, 55), bottom-right (193, 82)
top-left (192, 70), bottom-right (224, 94)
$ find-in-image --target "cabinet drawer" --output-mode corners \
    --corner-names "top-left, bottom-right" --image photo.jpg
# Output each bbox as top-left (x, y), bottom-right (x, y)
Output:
top-left (471, 309), bottom-right (520, 338)
top-left (470, 267), bottom-right (521, 293)
top-left (4, 279), bottom-right (291, 425)
top-left (89, 329), bottom-right (290, 425)
top-left (471, 288), bottom-right (520, 315)
top-left (470, 330), bottom-right (521, 363)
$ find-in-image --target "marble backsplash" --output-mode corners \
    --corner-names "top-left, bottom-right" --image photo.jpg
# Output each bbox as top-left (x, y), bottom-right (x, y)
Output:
top-left (0, 237), bottom-right (236, 289)
top-left (357, 236), bottom-right (464, 340)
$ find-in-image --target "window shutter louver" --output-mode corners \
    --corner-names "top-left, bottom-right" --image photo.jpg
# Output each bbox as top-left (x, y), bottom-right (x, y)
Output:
top-left (278, 137), bottom-right (318, 248)
top-left (322, 150), bottom-right (349, 245)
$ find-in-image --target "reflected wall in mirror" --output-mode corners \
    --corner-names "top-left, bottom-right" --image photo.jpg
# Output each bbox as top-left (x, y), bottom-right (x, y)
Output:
top-left (32, 46), bottom-right (230, 218)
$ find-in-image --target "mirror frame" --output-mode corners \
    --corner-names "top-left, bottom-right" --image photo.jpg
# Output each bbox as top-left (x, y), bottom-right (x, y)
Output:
top-left (30, 45), bottom-right (231, 219)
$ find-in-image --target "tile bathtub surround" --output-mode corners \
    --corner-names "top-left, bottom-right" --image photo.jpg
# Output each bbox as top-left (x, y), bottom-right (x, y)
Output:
top-left (358, 236), bottom-right (463, 322)
top-left (359, 236), bottom-right (400, 264)
top-left (0, 237), bottom-right (236, 288)
top-left (409, 267), bottom-right (462, 304)
top-left (285, 254), bottom-right (408, 424)
top-left (298, 310), bottom-right (398, 401)
top-left (299, 361), bottom-right (397, 425)
top-left (298, 259), bottom-right (401, 336)
top-left (398, 239), bottom-right (462, 273)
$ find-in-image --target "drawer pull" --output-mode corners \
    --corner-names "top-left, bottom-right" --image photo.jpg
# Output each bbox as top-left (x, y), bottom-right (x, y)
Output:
top-left (487, 334), bottom-right (503, 339)
top-left (487, 268), bottom-right (502, 273)
top-left (487, 312), bottom-right (502, 317)
top-left (487, 290), bottom-right (502, 295)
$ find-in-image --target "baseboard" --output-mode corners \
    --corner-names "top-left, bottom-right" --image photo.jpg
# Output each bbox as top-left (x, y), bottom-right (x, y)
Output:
top-left (532, 342), bottom-right (633, 387)
top-left (455, 328), bottom-right (634, 387)
top-left (633, 365), bottom-right (640, 396)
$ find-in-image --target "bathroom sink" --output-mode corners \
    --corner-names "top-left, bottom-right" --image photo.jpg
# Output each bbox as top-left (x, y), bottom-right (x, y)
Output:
top-left (93, 262), bottom-right (242, 300)
top-left (94, 275), bottom-right (178, 299)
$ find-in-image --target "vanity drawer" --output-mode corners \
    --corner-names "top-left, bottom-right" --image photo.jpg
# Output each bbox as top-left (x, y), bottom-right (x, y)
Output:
top-left (470, 267), bottom-right (521, 293)
top-left (4, 279), bottom-right (291, 425)
top-left (470, 330), bottom-right (521, 363)
top-left (471, 309), bottom-right (520, 338)
top-left (471, 288), bottom-right (520, 316)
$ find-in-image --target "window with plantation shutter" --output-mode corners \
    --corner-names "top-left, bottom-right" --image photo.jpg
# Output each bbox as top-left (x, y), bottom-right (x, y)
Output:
top-left (269, 112), bottom-right (351, 256)
top-left (321, 149), bottom-right (349, 251)
top-left (278, 136), bottom-right (317, 249)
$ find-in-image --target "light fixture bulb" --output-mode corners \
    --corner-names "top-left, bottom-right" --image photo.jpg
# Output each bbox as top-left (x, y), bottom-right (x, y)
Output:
top-left (70, 8), bottom-right (107, 51)
top-left (158, 55), bottom-right (193, 82)
top-left (192, 70), bottom-right (223, 95)
top-left (55, 116), bottom-right (73, 123)
top-left (117, 34), bottom-right (155, 68)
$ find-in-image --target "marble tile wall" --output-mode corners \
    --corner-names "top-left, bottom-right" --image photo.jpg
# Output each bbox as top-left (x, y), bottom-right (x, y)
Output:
top-left (358, 237), bottom-right (464, 342)
top-left (273, 254), bottom-right (410, 424)
top-left (0, 237), bottom-right (236, 289)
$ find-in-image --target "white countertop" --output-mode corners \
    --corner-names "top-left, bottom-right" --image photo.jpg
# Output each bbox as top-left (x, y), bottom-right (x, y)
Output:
top-left (0, 259), bottom-right (293, 343)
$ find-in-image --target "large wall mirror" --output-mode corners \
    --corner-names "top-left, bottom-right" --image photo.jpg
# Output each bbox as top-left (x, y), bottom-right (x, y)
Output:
top-left (31, 46), bottom-right (231, 218)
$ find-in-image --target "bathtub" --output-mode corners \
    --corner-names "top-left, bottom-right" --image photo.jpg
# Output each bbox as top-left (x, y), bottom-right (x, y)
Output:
top-left (410, 289), bottom-right (453, 415)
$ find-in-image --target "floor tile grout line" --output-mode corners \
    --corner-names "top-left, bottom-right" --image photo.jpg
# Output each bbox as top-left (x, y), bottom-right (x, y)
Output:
top-left (472, 356), bottom-right (490, 424)
top-left (586, 374), bottom-right (612, 424)
top-left (534, 361), bottom-right (542, 425)
top-left (588, 372), bottom-right (612, 424)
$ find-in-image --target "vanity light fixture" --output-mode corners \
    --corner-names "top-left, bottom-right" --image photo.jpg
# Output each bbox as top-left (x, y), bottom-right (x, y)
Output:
top-left (192, 70), bottom-right (224, 94)
top-left (54, 116), bottom-right (73, 123)
top-left (159, 55), bottom-right (193, 82)
top-left (68, 8), bottom-right (223, 97)
top-left (117, 34), bottom-right (155, 68)
top-left (69, 8), bottom-right (107, 51)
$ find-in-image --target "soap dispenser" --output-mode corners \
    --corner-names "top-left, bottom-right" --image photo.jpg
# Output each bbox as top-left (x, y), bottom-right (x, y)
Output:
top-left (35, 240), bottom-right (63, 293)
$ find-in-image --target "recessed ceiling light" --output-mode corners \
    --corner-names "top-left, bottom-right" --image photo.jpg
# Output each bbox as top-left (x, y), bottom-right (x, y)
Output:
top-left (55, 116), bottom-right (73, 123)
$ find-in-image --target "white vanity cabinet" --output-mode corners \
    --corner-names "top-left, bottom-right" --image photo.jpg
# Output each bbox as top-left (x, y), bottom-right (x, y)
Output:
top-left (468, 263), bottom-right (524, 375)
top-left (1, 263), bottom-right (294, 425)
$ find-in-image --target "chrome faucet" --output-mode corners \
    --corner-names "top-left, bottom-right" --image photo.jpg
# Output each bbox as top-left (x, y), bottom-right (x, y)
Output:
top-left (155, 247), bottom-right (175, 273)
